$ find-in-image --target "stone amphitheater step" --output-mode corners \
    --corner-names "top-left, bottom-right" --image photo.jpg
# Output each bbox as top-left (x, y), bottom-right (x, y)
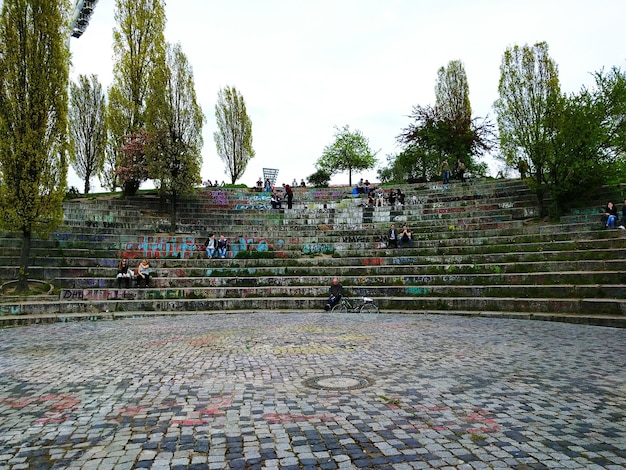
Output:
top-left (2, 178), bottom-right (624, 328)
top-left (50, 271), bottom-right (626, 289)
top-left (1, 296), bottom-right (624, 327)
top-left (54, 283), bottom-right (626, 302)
top-left (2, 308), bottom-right (621, 329)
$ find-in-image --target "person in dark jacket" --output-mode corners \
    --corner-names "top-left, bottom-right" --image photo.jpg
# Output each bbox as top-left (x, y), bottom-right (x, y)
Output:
top-left (325, 278), bottom-right (344, 311)
top-left (602, 201), bottom-right (618, 228)
top-left (285, 184), bottom-right (294, 209)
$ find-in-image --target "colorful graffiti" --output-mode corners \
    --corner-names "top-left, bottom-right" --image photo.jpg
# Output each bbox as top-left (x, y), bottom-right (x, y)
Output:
top-left (117, 236), bottom-right (197, 259)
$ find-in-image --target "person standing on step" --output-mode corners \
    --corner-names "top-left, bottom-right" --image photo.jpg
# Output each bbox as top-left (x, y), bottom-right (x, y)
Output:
top-left (285, 184), bottom-right (294, 209)
top-left (137, 259), bottom-right (151, 287)
top-left (325, 277), bottom-right (344, 311)
top-left (217, 234), bottom-right (228, 258)
top-left (204, 233), bottom-right (216, 258)
top-left (441, 158), bottom-right (450, 184)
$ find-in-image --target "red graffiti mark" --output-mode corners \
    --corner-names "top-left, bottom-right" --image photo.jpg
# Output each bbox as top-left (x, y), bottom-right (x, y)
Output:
top-left (0, 397), bottom-right (35, 408)
top-left (405, 406), bottom-right (500, 434)
top-left (150, 336), bottom-right (182, 347)
top-left (117, 405), bottom-right (148, 417)
top-left (362, 257), bottom-right (384, 266)
top-left (34, 394), bottom-right (81, 424)
top-left (188, 335), bottom-right (219, 347)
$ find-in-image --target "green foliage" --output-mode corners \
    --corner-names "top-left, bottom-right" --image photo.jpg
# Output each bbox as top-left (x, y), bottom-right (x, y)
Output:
top-left (213, 85), bottom-right (255, 184)
top-left (69, 74), bottom-right (107, 194)
top-left (307, 169), bottom-right (331, 187)
top-left (106, 0), bottom-right (166, 194)
top-left (317, 125), bottom-right (377, 186)
top-left (495, 41), bottom-right (626, 213)
top-left (379, 145), bottom-right (441, 183)
top-left (494, 41), bottom-right (561, 215)
top-left (394, 61), bottom-right (494, 184)
top-left (0, 0), bottom-right (70, 289)
top-left (145, 42), bottom-right (204, 228)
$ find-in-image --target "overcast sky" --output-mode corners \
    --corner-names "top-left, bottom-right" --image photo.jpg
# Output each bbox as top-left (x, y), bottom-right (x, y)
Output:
top-left (68, 0), bottom-right (626, 191)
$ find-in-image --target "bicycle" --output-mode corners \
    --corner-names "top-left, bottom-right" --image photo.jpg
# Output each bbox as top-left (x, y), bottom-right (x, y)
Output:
top-left (331, 296), bottom-right (379, 314)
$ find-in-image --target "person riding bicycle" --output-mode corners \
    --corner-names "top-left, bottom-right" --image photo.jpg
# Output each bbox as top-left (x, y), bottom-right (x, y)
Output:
top-left (325, 277), bottom-right (344, 311)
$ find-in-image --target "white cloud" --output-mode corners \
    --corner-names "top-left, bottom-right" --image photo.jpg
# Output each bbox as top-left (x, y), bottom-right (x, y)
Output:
top-left (67, 0), bottom-right (626, 191)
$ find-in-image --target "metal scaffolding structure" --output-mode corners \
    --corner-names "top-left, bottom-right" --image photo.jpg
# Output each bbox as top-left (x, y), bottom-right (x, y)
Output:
top-left (71, 0), bottom-right (99, 38)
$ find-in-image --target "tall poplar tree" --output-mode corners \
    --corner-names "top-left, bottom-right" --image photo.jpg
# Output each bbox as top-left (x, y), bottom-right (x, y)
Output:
top-left (213, 86), bottom-right (255, 184)
top-left (0, 0), bottom-right (70, 291)
top-left (435, 60), bottom-right (471, 163)
top-left (69, 74), bottom-right (107, 194)
top-left (107, 0), bottom-right (166, 195)
top-left (494, 41), bottom-right (561, 215)
top-left (146, 42), bottom-right (204, 229)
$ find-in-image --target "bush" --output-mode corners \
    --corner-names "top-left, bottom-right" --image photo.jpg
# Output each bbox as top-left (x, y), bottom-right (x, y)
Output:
top-left (307, 169), bottom-right (331, 187)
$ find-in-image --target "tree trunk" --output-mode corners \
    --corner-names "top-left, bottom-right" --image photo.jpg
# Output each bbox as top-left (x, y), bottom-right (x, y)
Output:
top-left (534, 169), bottom-right (546, 218)
top-left (17, 229), bottom-right (32, 292)
top-left (170, 192), bottom-right (178, 232)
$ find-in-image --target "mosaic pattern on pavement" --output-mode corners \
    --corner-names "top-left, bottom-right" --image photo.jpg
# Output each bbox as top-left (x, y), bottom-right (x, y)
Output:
top-left (0, 313), bottom-right (625, 469)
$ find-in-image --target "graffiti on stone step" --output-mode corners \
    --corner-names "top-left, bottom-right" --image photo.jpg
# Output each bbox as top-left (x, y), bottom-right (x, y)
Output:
top-left (362, 257), bottom-right (384, 266)
top-left (230, 237), bottom-right (285, 256)
top-left (403, 275), bottom-right (461, 284)
top-left (407, 287), bottom-right (429, 295)
top-left (62, 290), bottom-right (84, 300)
top-left (302, 243), bottom-right (334, 254)
top-left (392, 257), bottom-right (415, 265)
top-left (61, 289), bottom-right (198, 301)
top-left (0, 304), bottom-right (21, 316)
top-left (208, 190), bottom-right (229, 205)
top-left (117, 236), bottom-right (198, 259)
top-left (309, 189), bottom-right (344, 200)
top-left (235, 194), bottom-right (272, 211)
top-left (83, 220), bottom-right (132, 229)
top-left (56, 232), bottom-right (110, 245)
top-left (342, 235), bottom-right (367, 243)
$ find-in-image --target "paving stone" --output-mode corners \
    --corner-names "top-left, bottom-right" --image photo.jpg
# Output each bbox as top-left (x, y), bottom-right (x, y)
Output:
top-left (0, 313), bottom-right (624, 469)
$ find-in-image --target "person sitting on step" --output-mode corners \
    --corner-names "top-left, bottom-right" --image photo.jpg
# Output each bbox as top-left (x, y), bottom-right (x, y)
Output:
top-left (398, 224), bottom-right (413, 248)
top-left (204, 233), bottom-right (216, 259)
top-left (388, 223), bottom-right (398, 248)
top-left (116, 258), bottom-right (134, 288)
top-left (217, 235), bottom-right (228, 258)
top-left (602, 201), bottom-right (618, 229)
top-left (325, 277), bottom-right (344, 311)
top-left (137, 259), bottom-right (151, 287)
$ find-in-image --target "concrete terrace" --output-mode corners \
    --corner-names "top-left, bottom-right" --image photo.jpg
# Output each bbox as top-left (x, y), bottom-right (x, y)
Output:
top-left (0, 178), bottom-right (625, 328)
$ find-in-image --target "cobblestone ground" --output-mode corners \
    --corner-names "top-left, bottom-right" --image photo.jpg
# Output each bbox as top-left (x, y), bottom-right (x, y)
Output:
top-left (0, 313), bottom-right (625, 470)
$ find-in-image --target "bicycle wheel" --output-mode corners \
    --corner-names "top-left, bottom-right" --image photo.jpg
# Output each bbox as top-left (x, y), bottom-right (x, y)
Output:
top-left (360, 302), bottom-right (379, 314)
top-left (332, 302), bottom-right (348, 313)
